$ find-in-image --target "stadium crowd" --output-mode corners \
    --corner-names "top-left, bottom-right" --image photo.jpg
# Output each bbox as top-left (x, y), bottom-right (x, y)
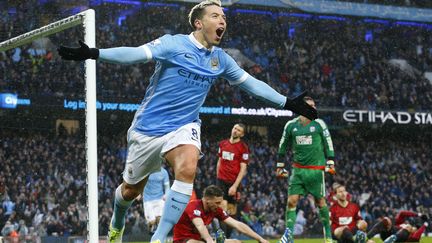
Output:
top-left (0, 127), bottom-right (431, 239)
top-left (1, 1), bottom-right (431, 111)
top-left (332, 0), bottom-right (432, 8)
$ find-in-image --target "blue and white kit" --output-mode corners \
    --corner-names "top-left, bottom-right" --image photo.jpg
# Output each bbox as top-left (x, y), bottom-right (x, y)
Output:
top-left (99, 33), bottom-right (287, 183)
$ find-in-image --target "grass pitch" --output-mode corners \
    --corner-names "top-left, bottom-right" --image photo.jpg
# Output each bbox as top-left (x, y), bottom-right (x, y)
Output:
top-left (132, 237), bottom-right (432, 243)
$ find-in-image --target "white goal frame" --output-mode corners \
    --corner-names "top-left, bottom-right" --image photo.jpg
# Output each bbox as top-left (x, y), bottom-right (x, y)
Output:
top-left (0, 9), bottom-right (99, 243)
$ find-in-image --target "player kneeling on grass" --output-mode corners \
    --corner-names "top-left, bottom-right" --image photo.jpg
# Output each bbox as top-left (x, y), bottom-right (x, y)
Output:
top-left (366, 210), bottom-right (429, 243)
top-left (330, 184), bottom-right (368, 243)
top-left (173, 185), bottom-right (269, 243)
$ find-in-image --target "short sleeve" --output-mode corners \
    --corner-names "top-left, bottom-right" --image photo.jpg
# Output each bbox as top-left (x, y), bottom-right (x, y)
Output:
top-left (216, 208), bottom-right (229, 221)
top-left (241, 143), bottom-right (249, 163)
top-left (355, 205), bottom-right (363, 221)
top-left (220, 52), bottom-right (248, 85)
top-left (185, 202), bottom-right (203, 221)
top-left (140, 34), bottom-right (175, 61)
top-left (218, 142), bottom-right (223, 158)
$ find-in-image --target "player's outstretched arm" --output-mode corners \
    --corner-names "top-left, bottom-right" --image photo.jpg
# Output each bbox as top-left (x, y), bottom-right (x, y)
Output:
top-left (237, 76), bottom-right (317, 120)
top-left (58, 40), bottom-right (151, 64)
top-left (191, 218), bottom-right (215, 243)
top-left (224, 217), bottom-right (269, 243)
top-left (58, 40), bottom-right (99, 61)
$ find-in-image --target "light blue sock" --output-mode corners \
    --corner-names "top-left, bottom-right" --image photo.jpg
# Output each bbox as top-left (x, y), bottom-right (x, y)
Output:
top-left (151, 180), bottom-right (192, 242)
top-left (111, 185), bottom-right (134, 230)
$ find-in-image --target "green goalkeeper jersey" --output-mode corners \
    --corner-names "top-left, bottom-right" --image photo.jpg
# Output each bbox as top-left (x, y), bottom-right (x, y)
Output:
top-left (278, 117), bottom-right (334, 166)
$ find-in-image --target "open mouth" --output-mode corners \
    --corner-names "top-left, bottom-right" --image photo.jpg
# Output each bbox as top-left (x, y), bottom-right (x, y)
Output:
top-left (216, 27), bottom-right (225, 38)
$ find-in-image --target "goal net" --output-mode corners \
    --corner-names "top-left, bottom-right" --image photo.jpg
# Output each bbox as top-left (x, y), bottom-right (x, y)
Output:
top-left (0, 9), bottom-right (99, 243)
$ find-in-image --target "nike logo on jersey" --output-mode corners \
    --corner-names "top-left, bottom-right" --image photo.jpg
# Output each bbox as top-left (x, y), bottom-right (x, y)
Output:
top-left (184, 53), bottom-right (194, 59)
top-left (171, 197), bottom-right (188, 204)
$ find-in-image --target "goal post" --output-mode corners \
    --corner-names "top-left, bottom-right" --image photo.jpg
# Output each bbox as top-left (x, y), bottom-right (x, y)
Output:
top-left (0, 9), bottom-right (99, 243)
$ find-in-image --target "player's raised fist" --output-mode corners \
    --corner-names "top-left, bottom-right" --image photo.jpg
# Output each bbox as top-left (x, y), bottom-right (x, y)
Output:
top-left (58, 40), bottom-right (99, 61)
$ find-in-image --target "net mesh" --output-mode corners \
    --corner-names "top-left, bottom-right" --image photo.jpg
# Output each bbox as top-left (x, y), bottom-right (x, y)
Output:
top-left (0, 7), bottom-right (96, 242)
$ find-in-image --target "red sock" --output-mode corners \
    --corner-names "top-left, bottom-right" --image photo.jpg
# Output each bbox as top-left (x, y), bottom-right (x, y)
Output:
top-left (407, 225), bottom-right (426, 242)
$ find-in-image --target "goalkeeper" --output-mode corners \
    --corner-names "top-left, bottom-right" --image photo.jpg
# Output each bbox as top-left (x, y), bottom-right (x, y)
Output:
top-left (58, 1), bottom-right (317, 243)
top-left (276, 96), bottom-right (335, 243)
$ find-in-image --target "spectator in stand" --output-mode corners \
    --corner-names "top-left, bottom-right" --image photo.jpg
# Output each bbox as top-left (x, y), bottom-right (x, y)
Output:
top-left (2, 1), bottom-right (432, 111)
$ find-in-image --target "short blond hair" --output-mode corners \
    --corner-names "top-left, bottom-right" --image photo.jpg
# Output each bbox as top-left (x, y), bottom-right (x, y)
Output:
top-left (188, 0), bottom-right (222, 30)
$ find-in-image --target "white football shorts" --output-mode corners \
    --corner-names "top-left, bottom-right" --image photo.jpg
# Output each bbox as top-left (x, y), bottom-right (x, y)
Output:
top-left (143, 199), bottom-right (165, 222)
top-left (123, 122), bottom-right (201, 185)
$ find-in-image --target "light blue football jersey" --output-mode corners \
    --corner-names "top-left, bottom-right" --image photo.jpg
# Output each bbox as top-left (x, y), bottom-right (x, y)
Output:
top-left (131, 33), bottom-right (248, 136)
top-left (143, 168), bottom-right (170, 202)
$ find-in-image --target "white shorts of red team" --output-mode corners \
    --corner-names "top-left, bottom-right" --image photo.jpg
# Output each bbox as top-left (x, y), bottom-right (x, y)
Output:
top-left (143, 199), bottom-right (165, 222)
top-left (123, 122), bottom-right (202, 185)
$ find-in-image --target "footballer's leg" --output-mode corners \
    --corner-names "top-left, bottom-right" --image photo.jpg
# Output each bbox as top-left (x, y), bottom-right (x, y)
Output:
top-left (280, 168), bottom-right (305, 243)
top-left (309, 170), bottom-right (331, 243)
top-left (316, 197), bottom-right (332, 243)
top-left (334, 226), bottom-right (355, 243)
top-left (151, 122), bottom-right (201, 243)
top-left (286, 195), bottom-right (299, 231)
top-left (383, 228), bottom-right (410, 243)
top-left (216, 179), bottom-right (231, 237)
top-left (144, 200), bottom-right (157, 234)
top-left (367, 217), bottom-right (392, 240)
top-left (109, 129), bottom-right (167, 242)
top-left (279, 194), bottom-right (299, 243)
top-left (151, 145), bottom-right (198, 243)
top-left (285, 168), bottom-right (305, 232)
top-left (407, 223), bottom-right (428, 242)
top-left (109, 178), bottom-right (147, 243)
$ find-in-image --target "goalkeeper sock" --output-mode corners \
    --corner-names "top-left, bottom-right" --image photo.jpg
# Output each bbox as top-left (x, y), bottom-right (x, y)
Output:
top-left (111, 185), bottom-right (134, 230)
top-left (151, 180), bottom-right (192, 243)
top-left (409, 224), bottom-right (426, 241)
top-left (319, 205), bottom-right (332, 239)
top-left (285, 207), bottom-right (297, 231)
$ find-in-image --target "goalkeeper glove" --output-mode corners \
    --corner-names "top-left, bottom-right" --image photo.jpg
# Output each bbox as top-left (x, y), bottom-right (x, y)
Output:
top-left (276, 162), bottom-right (289, 178)
top-left (325, 160), bottom-right (336, 175)
top-left (284, 91), bottom-right (318, 120)
top-left (58, 40), bottom-right (99, 61)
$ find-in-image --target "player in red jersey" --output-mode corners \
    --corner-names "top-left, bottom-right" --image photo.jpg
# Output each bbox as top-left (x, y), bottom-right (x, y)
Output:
top-left (173, 185), bottom-right (269, 243)
top-left (330, 184), bottom-right (368, 243)
top-left (327, 182), bottom-right (352, 207)
top-left (366, 210), bottom-right (429, 243)
top-left (216, 123), bottom-right (249, 237)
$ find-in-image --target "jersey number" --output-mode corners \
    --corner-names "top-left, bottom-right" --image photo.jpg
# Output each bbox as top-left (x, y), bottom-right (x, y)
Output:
top-left (191, 128), bottom-right (199, 141)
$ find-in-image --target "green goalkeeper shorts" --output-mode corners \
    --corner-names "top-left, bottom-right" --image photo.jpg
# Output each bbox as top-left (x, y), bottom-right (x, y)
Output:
top-left (288, 167), bottom-right (326, 199)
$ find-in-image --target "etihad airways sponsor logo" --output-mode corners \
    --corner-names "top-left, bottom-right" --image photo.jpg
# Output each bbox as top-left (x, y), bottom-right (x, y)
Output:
top-left (343, 110), bottom-right (432, 125)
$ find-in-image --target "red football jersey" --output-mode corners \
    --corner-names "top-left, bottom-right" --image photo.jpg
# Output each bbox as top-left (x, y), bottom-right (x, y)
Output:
top-left (217, 139), bottom-right (249, 183)
top-left (394, 210), bottom-right (418, 227)
top-left (173, 199), bottom-right (229, 241)
top-left (330, 201), bottom-right (362, 232)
